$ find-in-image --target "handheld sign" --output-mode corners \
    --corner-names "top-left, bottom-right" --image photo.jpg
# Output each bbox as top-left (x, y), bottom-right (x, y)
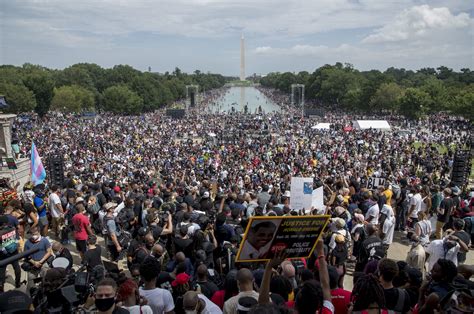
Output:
top-left (236, 215), bottom-right (330, 262)
top-left (290, 177), bottom-right (313, 210)
top-left (366, 177), bottom-right (386, 189)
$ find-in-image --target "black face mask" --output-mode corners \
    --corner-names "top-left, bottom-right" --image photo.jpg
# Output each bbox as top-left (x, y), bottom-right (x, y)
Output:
top-left (95, 297), bottom-right (115, 312)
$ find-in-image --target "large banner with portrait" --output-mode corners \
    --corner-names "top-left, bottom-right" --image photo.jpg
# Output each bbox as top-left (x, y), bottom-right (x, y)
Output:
top-left (235, 215), bottom-right (331, 262)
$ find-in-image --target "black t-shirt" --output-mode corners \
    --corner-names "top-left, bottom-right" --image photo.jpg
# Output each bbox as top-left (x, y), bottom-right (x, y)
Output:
top-left (196, 280), bottom-right (219, 300)
top-left (360, 235), bottom-right (384, 264)
top-left (438, 197), bottom-right (454, 223)
top-left (174, 237), bottom-right (194, 257)
top-left (150, 224), bottom-right (164, 240)
top-left (352, 226), bottom-right (366, 257)
top-left (83, 246), bottom-right (102, 272)
top-left (384, 288), bottom-right (411, 313)
top-left (112, 306), bottom-right (129, 314)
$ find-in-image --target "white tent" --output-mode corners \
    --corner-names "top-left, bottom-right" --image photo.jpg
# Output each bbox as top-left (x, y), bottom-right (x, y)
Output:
top-left (311, 123), bottom-right (331, 130)
top-left (352, 120), bottom-right (391, 130)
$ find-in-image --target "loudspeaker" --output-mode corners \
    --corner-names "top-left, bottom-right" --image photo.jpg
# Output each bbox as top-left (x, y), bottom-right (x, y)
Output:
top-left (451, 150), bottom-right (472, 187)
top-left (190, 91), bottom-right (196, 107)
top-left (48, 155), bottom-right (65, 187)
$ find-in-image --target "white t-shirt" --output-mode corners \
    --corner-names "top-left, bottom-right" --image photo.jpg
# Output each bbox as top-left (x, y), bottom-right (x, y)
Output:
top-left (365, 204), bottom-right (379, 225)
top-left (425, 239), bottom-right (460, 271)
top-left (122, 305), bottom-right (153, 314)
top-left (49, 192), bottom-right (62, 218)
top-left (409, 193), bottom-right (423, 218)
top-left (198, 293), bottom-right (223, 314)
top-left (381, 205), bottom-right (395, 245)
top-left (139, 287), bottom-right (174, 314)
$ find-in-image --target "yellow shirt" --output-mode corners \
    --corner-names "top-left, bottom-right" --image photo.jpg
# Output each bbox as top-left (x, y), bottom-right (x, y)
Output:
top-left (383, 189), bottom-right (393, 205)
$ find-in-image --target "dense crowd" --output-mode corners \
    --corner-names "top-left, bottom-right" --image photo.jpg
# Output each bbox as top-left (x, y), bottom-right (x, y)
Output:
top-left (0, 87), bottom-right (473, 314)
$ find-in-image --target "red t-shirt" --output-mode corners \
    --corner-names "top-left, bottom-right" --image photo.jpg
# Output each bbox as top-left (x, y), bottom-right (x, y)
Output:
top-left (331, 288), bottom-right (351, 314)
top-left (72, 213), bottom-right (90, 240)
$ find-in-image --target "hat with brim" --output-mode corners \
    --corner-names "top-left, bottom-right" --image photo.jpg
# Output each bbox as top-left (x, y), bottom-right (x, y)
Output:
top-left (104, 202), bottom-right (117, 211)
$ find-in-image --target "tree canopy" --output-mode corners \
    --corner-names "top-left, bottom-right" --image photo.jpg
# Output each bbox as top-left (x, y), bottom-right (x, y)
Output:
top-left (0, 63), bottom-right (227, 115)
top-left (260, 64), bottom-right (473, 120)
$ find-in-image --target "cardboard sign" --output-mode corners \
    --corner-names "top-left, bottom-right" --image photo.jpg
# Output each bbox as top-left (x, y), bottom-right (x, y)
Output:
top-left (236, 215), bottom-right (330, 262)
top-left (366, 177), bottom-right (386, 189)
top-left (5, 158), bottom-right (17, 170)
top-left (290, 177), bottom-right (313, 210)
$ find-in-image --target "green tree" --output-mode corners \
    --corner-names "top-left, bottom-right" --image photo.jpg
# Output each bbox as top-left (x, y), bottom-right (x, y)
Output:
top-left (102, 85), bottom-right (143, 114)
top-left (51, 85), bottom-right (94, 112)
top-left (0, 82), bottom-right (37, 113)
top-left (452, 85), bottom-right (474, 120)
top-left (23, 69), bottom-right (55, 117)
top-left (370, 82), bottom-right (404, 112)
top-left (398, 88), bottom-right (431, 119)
top-left (421, 77), bottom-right (449, 111)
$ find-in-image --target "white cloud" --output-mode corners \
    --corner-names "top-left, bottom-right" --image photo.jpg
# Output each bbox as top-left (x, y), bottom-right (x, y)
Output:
top-left (254, 44), bottom-right (357, 57)
top-left (362, 5), bottom-right (471, 43)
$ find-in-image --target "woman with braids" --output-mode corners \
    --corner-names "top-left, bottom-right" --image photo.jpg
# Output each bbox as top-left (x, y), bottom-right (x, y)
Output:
top-left (211, 269), bottom-right (238, 310)
top-left (349, 274), bottom-right (388, 314)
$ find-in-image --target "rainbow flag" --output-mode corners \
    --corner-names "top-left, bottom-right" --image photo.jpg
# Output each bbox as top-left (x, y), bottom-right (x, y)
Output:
top-left (30, 142), bottom-right (46, 186)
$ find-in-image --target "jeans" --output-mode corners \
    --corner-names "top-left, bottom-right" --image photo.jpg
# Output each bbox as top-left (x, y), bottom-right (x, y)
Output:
top-left (396, 203), bottom-right (408, 230)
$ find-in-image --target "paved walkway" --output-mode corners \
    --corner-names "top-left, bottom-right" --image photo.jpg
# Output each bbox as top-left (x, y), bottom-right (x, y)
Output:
top-left (3, 231), bottom-right (473, 293)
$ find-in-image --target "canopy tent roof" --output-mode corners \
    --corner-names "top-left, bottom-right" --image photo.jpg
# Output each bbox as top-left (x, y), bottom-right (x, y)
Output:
top-left (352, 120), bottom-right (391, 130)
top-left (311, 123), bottom-right (331, 130)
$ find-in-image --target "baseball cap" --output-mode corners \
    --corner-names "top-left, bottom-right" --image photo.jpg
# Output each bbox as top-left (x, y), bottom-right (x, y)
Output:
top-left (171, 272), bottom-right (190, 287)
top-left (202, 191), bottom-right (210, 199)
top-left (75, 197), bottom-right (85, 203)
top-left (0, 290), bottom-right (33, 314)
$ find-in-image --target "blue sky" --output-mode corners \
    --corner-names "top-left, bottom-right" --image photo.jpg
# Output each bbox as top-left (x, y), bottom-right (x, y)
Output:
top-left (1, 0), bottom-right (473, 76)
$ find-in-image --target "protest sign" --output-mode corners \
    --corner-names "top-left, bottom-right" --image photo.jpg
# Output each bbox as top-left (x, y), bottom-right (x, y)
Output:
top-left (290, 177), bottom-right (313, 210)
top-left (311, 186), bottom-right (324, 213)
top-left (366, 177), bottom-right (386, 189)
top-left (236, 215), bottom-right (330, 262)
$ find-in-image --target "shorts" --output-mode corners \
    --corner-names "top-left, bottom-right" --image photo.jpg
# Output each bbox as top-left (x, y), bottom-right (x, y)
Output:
top-left (38, 216), bottom-right (49, 228)
top-left (76, 239), bottom-right (87, 254)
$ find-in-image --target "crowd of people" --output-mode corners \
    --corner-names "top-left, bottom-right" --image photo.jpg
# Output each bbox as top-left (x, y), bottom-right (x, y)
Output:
top-left (0, 86), bottom-right (473, 313)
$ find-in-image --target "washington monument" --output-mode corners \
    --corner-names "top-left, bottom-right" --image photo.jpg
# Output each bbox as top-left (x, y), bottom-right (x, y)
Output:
top-left (240, 34), bottom-right (245, 81)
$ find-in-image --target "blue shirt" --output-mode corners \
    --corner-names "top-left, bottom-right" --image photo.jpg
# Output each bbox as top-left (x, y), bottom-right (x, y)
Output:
top-left (34, 196), bottom-right (47, 217)
top-left (24, 237), bottom-right (51, 261)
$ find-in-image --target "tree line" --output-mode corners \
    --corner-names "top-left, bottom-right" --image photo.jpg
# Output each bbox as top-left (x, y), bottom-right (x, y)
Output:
top-left (260, 63), bottom-right (473, 120)
top-left (0, 63), bottom-right (228, 115)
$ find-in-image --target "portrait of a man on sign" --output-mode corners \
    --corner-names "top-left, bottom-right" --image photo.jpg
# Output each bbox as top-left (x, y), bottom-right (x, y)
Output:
top-left (236, 215), bottom-right (330, 262)
top-left (238, 220), bottom-right (280, 260)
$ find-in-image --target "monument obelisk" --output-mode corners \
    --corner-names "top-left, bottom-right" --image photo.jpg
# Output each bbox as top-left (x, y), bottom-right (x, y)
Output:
top-left (240, 34), bottom-right (245, 81)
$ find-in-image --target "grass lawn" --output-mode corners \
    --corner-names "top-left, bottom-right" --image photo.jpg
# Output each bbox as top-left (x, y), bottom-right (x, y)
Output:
top-left (412, 142), bottom-right (474, 179)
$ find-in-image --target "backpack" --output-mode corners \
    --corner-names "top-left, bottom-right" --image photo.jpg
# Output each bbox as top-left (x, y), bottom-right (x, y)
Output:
top-left (0, 225), bottom-right (18, 255)
top-left (392, 288), bottom-right (409, 313)
top-left (102, 216), bottom-right (119, 236)
top-left (88, 196), bottom-right (101, 214)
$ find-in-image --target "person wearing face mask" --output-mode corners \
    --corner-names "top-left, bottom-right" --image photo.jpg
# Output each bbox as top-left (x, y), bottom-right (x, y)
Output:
top-left (51, 241), bottom-right (73, 271)
top-left (117, 278), bottom-right (153, 314)
top-left (183, 290), bottom-right (222, 314)
top-left (23, 226), bottom-right (52, 292)
top-left (94, 278), bottom-right (129, 314)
